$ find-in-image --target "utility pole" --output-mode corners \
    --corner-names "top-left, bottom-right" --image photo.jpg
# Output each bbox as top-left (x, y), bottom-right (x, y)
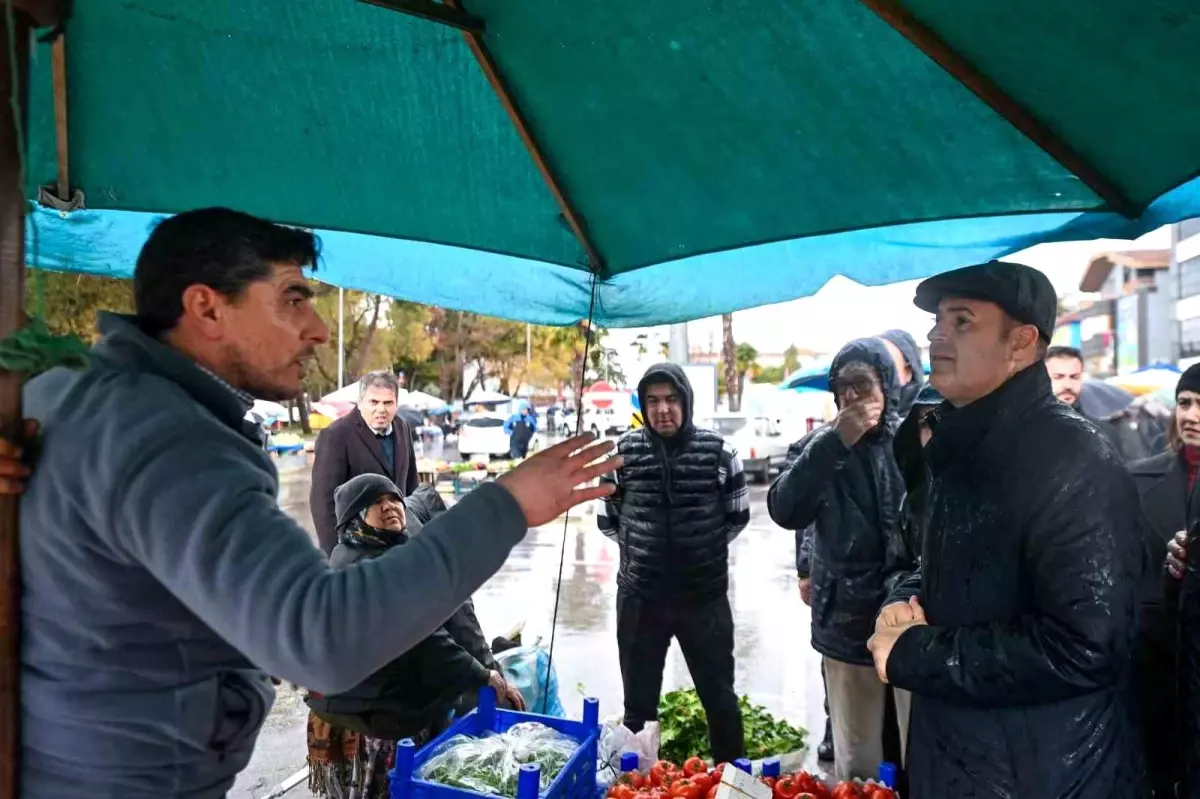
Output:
top-left (337, 287), bottom-right (345, 389)
top-left (668, 323), bottom-right (689, 365)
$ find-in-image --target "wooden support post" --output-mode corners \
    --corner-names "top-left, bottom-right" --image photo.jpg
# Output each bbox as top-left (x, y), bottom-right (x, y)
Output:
top-left (50, 32), bottom-right (67, 201)
top-left (0, 6), bottom-right (32, 795)
top-left (357, 0), bottom-right (483, 34)
top-left (446, 0), bottom-right (605, 273)
top-left (1, 3), bottom-right (64, 794)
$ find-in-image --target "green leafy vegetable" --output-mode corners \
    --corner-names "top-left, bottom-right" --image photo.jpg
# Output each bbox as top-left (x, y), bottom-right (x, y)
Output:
top-left (657, 690), bottom-right (807, 763)
top-left (417, 723), bottom-right (578, 797)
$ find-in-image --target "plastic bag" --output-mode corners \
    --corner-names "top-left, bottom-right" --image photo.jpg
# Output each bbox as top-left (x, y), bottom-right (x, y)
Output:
top-left (417, 722), bottom-right (578, 797)
top-left (596, 716), bottom-right (660, 786)
top-left (495, 645), bottom-right (565, 718)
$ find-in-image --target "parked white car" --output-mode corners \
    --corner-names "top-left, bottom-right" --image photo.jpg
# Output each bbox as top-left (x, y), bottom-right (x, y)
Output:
top-left (582, 406), bottom-right (629, 438)
top-left (698, 413), bottom-right (788, 484)
top-left (456, 414), bottom-right (512, 461)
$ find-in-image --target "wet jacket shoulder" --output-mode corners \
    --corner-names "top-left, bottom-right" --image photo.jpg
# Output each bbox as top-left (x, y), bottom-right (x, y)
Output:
top-left (886, 364), bottom-right (1146, 798)
top-left (767, 339), bottom-right (912, 666)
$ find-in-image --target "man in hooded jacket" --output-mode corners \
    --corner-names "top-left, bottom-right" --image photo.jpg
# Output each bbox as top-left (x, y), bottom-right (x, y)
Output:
top-left (869, 261), bottom-right (1146, 798)
top-left (879, 329), bottom-right (925, 418)
top-left (598, 363), bottom-right (749, 763)
top-left (769, 338), bottom-right (915, 780)
top-left (795, 329), bottom-right (924, 765)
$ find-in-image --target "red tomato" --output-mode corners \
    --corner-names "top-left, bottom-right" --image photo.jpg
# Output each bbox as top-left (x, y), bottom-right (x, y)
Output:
top-left (650, 763), bottom-right (676, 788)
top-left (831, 783), bottom-right (864, 799)
top-left (794, 773), bottom-right (818, 794)
top-left (619, 773), bottom-right (648, 790)
top-left (797, 794), bottom-right (817, 799)
top-left (683, 758), bottom-right (708, 777)
top-left (774, 776), bottom-right (804, 799)
top-left (710, 764), bottom-right (727, 785)
top-left (691, 774), bottom-right (715, 795)
top-left (671, 779), bottom-right (703, 799)
top-left (610, 786), bottom-right (635, 799)
top-left (761, 777), bottom-right (776, 790)
top-left (706, 787), bottom-right (719, 799)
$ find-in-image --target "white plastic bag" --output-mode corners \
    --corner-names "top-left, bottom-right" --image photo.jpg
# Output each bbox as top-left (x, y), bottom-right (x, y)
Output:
top-left (596, 716), bottom-right (659, 786)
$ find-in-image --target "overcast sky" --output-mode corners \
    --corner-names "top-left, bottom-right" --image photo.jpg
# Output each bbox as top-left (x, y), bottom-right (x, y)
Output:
top-left (606, 226), bottom-right (1172, 379)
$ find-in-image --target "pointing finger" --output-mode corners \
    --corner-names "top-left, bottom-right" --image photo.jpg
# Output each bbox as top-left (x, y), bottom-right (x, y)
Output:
top-left (570, 483), bottom-right (617, 505)
top-left (542, 433), bottom-right (598, 458)
top-left (565, 440), bottom-right (616, 469)
top-left (577, 455), bottom-right (623, 483)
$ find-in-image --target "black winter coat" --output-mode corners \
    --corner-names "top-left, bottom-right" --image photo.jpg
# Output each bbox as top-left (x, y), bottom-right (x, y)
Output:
top-left (886, 364), bottom-right (1146, 798)
top-left (1130, 450), bottom-right (1195, 796)
top-left (307, 489), bottom-right (493, 740)
top-left (616, 428), bottom-right (729, 601)
top-left (769, 339), bottom-right (912, 666)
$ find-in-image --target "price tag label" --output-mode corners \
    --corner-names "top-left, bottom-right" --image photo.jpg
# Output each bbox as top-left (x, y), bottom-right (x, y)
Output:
top-left (715, 767), bottom-right (772, 799)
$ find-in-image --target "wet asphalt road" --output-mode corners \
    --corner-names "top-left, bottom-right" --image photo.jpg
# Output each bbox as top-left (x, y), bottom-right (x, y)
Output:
top-left (230, 461), bottom-right (824, 798)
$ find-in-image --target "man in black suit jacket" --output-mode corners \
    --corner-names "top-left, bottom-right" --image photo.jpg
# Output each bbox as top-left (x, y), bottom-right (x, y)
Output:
top-left (311, 370), bottom-right (420, 554)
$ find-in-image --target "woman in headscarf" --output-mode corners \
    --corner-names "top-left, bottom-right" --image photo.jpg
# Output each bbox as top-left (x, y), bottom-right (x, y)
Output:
top-left (305, 476), bottom-right (524, 799)
top-left (1133, 364), bottom-right (1200, 797)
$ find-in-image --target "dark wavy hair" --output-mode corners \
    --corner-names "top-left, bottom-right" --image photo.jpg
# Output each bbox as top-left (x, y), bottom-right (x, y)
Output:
top-left (134, 208), bottom-right (319, 334)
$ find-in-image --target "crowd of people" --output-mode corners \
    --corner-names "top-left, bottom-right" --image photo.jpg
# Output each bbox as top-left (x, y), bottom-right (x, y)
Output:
top-left (0, 208), bottom-right (1195, 798)
top-left (594, 260), bottom-right (1198, 798)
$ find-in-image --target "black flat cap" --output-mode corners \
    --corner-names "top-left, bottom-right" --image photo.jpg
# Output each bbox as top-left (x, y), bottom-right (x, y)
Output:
top-left (914, 260), bottom-right (1058, 342)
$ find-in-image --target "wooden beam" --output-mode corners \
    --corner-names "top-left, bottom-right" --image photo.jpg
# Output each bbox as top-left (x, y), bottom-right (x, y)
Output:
top-left (1, 4), bottom-right (65, 794)
top-left (50, 33), bottom-right (67, 200)
top-left (0, 9), bottom-right (33, 796)
top-left (443, 0), bottom-right (605, 273)
top-left (357, 0), bottom-right (483, 34)
top-left (858, 0), bottom-right (1137, 218)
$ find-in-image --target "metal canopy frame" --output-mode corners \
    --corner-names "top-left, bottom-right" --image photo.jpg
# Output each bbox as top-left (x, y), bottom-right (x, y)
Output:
top-left (857, 0), bottom-right (1137, 218)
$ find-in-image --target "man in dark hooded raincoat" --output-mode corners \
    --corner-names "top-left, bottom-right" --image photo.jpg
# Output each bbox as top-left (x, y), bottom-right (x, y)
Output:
top-left (769, 338), bottom-right (915, 781)
top-left (869, 261), bottom-right (1146, 798)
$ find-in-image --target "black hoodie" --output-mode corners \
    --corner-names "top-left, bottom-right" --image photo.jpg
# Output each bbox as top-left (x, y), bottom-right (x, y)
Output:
top-left (768, 338), bottom-right (913, 665)
top-left (637, 362), bottom-right (696, 448)
top-left (879, 329), bottom-right (925, 418)
top-left (614, 363), bottom-right (729, 601)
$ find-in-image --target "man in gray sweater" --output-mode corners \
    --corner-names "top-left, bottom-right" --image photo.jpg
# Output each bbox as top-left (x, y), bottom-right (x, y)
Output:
top-left (12, 208), bottom-right (618, 798)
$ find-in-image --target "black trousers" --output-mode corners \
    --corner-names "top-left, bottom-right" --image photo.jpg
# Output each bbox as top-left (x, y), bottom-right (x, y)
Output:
top-left (616, 589), bottom-right (745, 763)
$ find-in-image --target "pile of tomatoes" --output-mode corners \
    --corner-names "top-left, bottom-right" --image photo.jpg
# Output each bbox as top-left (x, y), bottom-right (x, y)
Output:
top-left (605, 760), bottom-right (894, 799)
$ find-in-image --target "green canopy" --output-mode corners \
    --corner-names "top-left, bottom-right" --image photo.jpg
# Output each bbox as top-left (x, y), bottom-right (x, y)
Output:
top-left (13, 0), bottom-right (1200, 326)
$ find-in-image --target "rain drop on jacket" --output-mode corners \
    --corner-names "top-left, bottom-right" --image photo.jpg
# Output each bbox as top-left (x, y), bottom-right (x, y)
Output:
top-left (885, 363), bottom-right (1147, 798)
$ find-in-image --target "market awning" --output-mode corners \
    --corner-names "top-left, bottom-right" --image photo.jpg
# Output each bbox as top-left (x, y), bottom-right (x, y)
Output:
top-left (15, 0), bottom-right (1200, 327)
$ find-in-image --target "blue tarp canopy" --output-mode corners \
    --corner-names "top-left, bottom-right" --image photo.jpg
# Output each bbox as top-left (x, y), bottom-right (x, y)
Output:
top-left (28, 177), bottom-right (1200, 328)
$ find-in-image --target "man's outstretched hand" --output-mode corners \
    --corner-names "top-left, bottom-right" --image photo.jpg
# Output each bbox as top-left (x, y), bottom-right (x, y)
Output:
top-left (497, 433), bottom-right (621, 528)
top-left (0, 420), bottom-right (38, 495)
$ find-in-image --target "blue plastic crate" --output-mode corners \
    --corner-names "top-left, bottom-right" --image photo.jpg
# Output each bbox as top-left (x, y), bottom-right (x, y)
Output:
top-left (390, 687), bottom-right (600, 799)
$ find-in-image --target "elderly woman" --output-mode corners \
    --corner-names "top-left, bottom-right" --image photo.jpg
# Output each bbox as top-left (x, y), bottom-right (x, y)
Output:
top-left (306, 476), bottom-right (523, 798)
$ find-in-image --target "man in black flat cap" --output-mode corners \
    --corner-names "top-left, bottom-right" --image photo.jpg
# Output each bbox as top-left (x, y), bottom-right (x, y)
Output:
top-left (866, 261), bottom-right (1148, 797)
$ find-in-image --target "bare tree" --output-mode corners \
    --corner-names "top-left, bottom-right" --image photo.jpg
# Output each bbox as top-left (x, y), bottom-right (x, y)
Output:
top-left (721, 313), bottom-right (740, 411)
